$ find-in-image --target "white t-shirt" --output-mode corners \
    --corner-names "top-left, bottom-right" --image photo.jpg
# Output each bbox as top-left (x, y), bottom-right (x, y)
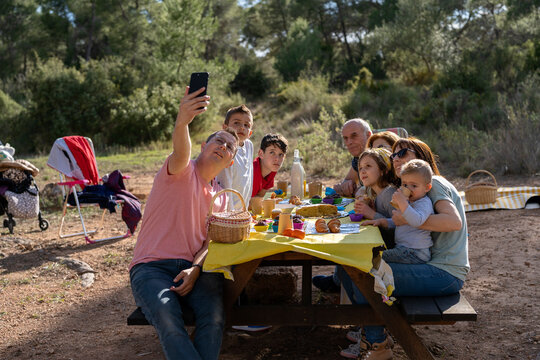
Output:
top-left (216, 139), bottom-right (254, 210)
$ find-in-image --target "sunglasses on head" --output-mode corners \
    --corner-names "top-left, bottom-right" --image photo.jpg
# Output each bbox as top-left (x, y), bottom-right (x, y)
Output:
top-left (390, 148), bottom-right (416, 160)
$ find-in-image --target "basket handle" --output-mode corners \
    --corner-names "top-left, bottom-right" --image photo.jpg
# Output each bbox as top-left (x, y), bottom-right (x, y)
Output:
top-left (465, 170), bottom-right (497, 188)
top-left (207, 188), bottom-right (247, 217)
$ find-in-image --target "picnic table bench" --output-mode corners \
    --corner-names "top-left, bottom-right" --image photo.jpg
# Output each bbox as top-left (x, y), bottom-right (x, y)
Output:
top-left (127, 290), bottom-right (477, 326)
top-left (128, 253), bottom-right (477, 359)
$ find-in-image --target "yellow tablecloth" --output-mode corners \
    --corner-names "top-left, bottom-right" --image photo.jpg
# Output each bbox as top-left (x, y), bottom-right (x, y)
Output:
top-left (204, 200), bottom-right (384, 280)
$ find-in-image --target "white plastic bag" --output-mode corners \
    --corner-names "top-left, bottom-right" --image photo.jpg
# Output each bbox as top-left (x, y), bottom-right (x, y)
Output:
top-left (370, 258), bottom-right (396, 305)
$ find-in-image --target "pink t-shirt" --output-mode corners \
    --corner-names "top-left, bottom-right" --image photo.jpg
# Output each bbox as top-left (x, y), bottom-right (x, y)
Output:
top-left (129, 158), bottom-right (226, 270)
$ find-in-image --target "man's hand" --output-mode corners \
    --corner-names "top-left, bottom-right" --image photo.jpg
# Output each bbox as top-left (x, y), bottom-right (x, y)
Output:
top-left (169, 87), bottom-right (210, 175)
top-left (169, 266), bottom-right (201, 296)
top-left (354, 199), bottom-right (376, 219)
top-left (176, 87), bottom-right (210, 127)
top-left (335, 180), bottom-right (356, 197)
top-left (362, 218), bottom-right (388, 228)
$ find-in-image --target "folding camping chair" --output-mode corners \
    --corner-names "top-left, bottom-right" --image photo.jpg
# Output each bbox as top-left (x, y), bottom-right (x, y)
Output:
top-left (373, 127), bottom-right (409, 138)
top-left (47, 136), bottom-right (132, 244)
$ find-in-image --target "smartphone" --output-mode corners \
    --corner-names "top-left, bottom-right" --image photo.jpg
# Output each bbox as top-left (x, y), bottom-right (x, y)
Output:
top-left (188, 72), bottom-right (209, 96)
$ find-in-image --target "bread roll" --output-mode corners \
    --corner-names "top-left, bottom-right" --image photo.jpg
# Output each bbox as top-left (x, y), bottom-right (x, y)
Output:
top-left (289, 195), bottom-right (302, 205)
top-left (315, 219), bottom-right (329, 233)
top-left (328, 219), bottom-right (341, 233)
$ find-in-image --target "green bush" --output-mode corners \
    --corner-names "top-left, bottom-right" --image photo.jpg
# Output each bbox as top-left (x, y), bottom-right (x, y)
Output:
top-left (422, 125), bottom-right (492, 176)
top-left (230, 60), bottom-right (272, 100)
top-left (109, 83), bottom-right (181, 147)
top-left (343, 78), bottom-right (421, 130)
top-left (298, 107), bottom-right (349, 177)
top-left (276, 74), bottom-right (340, 128)
top-left (488, 103), bottom-right (539, 175)
top-left (0, 90), bottom-right (23, 141)
top-left (13, 58), bottom-right (120, 152)
top-left (481, 76), bottom-right (540, 175)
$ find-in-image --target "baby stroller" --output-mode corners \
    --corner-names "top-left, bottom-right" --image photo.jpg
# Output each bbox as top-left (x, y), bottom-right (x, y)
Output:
top-left (0, 143), bottom-right (49, 234)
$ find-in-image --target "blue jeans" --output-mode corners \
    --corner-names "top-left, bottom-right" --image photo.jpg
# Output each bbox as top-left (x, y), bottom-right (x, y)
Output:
top-left (130, 259), bottom-right (225, 360)
top-left (382, 246), bottom-right (431, 264)
top-left (336, 263), bottom-right (463, 344)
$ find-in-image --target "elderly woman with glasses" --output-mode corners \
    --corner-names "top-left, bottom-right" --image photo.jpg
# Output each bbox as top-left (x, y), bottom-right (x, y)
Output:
top-left (337, 137), bottom-right (469, 360)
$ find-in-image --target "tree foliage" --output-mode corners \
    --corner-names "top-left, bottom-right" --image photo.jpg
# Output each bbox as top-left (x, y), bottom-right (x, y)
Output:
top-left (0, 0), bottom-right (538, 173)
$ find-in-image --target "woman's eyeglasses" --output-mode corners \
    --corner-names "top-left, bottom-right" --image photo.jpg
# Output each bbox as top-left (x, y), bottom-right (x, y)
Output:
top-left (390, 148), bottom-right (416, 160)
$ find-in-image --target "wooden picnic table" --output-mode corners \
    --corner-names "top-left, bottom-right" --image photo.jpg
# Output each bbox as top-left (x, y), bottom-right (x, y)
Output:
top-left (129, 200), bottom-right (476, 359)
top-left (204, 214), bottom-right (436, 359)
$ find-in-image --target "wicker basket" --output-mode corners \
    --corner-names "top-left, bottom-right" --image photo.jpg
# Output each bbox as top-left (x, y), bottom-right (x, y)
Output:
top-left (206, 188), bottom-right (251, 244)
top-left (464, 170), bottom-right (498, 204)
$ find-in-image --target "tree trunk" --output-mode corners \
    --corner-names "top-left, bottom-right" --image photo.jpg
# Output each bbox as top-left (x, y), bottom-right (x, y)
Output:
top-left (334, 0), bottom-right (354, 64)
top-left (86, 0), bottom-right (96, 61)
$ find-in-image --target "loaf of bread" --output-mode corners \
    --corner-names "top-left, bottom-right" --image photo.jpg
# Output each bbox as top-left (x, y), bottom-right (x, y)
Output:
top-left (296, 204), bottom-right (338, 218)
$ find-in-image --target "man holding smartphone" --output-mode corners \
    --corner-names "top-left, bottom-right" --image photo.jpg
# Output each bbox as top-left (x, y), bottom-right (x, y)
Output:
top-left (129, 85), bottom-right (238, 360)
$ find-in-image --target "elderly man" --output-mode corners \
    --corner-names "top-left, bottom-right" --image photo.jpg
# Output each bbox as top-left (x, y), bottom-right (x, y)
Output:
top-left (129, 86), bottom-right (238, 360)
top-left (333, 119), bottom-right (372, 197)
top-left (314, 119), bottom-right (372, 293)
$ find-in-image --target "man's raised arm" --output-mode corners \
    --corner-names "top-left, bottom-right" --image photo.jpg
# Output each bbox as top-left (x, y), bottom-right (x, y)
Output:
top-left (168, 87), bottom-right (210, 175)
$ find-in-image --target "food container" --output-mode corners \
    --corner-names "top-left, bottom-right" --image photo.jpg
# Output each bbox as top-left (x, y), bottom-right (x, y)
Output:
top-left (349, 213), bottom-right (363, 222)
top-left (322, 198), bottom-right (334, 204)
top-left (310, 197), bottom-right (322, 204)
top-left (293, 221), bottom-right (304, 230)
top-left (254, 224), bottom-right (269, 232)
top-left (333, 197), bottom-right (342, 205)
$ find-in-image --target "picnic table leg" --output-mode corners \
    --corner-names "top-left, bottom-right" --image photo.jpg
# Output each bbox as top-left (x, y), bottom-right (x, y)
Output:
top-left (302, 260), bottom-right (312, 305)
top-left (343, 266), bottom-right (435, 360)
top-left (223, 259), bottom-right (263, 316)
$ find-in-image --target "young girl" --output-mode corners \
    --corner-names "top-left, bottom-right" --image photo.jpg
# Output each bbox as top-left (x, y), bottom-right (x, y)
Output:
top-left (353, 148), bottom-right (399, 221)
top-left (342, 147), bottom-right (398, 359)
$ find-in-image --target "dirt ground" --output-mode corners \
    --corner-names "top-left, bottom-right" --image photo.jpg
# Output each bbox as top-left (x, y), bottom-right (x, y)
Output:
top-left (0, 173), bottom-right (539, 360)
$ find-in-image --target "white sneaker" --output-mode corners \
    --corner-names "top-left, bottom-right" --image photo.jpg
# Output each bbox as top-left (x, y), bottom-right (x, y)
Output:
top-left (346, 328), bottom-right (364, 342)
top-left (340, 341), bottom-right (365, 359)
top-left (231, 325), bottom-right (272, 332)
top-left (346, 329), bottom-right (394, 348)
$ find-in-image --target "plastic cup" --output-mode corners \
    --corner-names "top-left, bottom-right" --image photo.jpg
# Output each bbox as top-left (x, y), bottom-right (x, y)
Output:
top-left (251, 196), bottom-right (263, 215)
top-left (308, 181), bottom-right (322, 198)
top-left (277, 181), bottom-right (288, 195)
top-left (262, 199), bottom-right (275, 218)
top-left (277, 213), bottom-right (293, 235)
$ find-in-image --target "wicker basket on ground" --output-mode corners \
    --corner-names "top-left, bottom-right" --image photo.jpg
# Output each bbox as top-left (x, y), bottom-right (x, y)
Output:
top-left (464, 170), bottom-right (498, 204)
top-left (206, 188), bottom-right (251, 244)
